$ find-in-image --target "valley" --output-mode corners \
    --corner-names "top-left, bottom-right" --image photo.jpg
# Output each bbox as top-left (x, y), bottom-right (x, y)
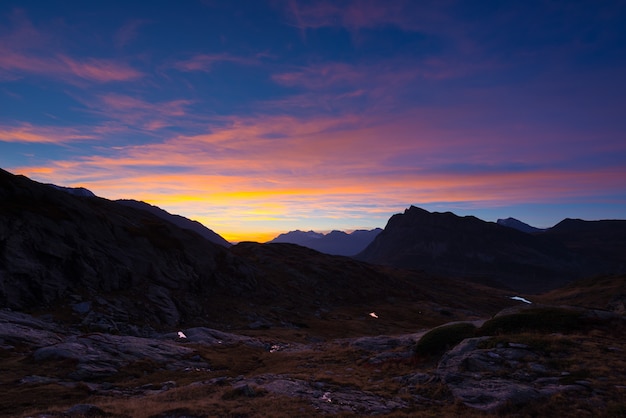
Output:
top-left (1, 168), bottom-right (625, 417)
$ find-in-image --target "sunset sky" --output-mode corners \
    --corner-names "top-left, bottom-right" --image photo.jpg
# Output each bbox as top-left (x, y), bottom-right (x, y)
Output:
top-left (1, 1), bottom-right (625, 242)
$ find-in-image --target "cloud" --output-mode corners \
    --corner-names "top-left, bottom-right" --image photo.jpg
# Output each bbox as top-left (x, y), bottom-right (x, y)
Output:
top-left (0, 10), bottom-right (143, 83)
top-left (171, 53), bottom-right (258, 72)
top-left (77, 93), bottom-right (195, 131)
top-left (283, 0), bottom-right (429, 32)
top-left (114, 19), bottom-right (148, 48)
top-left (0, 123), bottom-right (95, 144)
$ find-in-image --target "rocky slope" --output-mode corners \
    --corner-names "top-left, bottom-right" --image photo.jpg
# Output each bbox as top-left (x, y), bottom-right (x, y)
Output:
top-left (0, 168), bottom-right (254, 330)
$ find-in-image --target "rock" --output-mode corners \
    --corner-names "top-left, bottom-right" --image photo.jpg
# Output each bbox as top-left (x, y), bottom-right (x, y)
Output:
top-left (238, 374), bottom-right (408, 414)
top-left (436, 337), bottom-right (592, 412)
top-left (33, 333), bottom-right (205, 380)
top-left (64, 403), bottom-right (106, 416)
top-left (164, 327), bottom-right (264, 348)
top-left (72, 301), bottom-right (92, 314)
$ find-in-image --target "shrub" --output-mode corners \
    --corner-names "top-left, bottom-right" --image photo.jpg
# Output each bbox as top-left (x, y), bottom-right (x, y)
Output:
top-left (414, 322), bottom-right (477, 357)
top-left (477, 308), bottom-right (585, 336)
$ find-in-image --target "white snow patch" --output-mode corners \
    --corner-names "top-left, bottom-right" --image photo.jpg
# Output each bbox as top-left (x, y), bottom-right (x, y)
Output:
top-left (269, 344), bottom-right (281, 353)
top-left (510, 296), bottom-right (532, 304)
top-left (369, 312), bottom-right (379, 319)
top-left (177, 331), bottom-right (187, 339)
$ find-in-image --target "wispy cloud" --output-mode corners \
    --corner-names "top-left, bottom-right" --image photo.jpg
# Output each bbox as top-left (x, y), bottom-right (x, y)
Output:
top-left (114, 19), bottom-right (148, 49)
top-left (0, 123), bottom-right (95, 144)
top-left (283, 0), bottom-right (434, 32)
top-left (171, 53), bottom-right (258, 72)
top-left (76, 93), bottom-right (196, 132)
top-left (0, 10), bottom-right (143, 83)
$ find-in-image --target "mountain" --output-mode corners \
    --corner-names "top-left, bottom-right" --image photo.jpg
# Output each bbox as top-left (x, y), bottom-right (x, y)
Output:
top-left (0, 168), bottom-right (507, 332)
top-left (356, 206), bottom-right (611, 293)
top-left (0, 168), bottom-right (253, 329)
top-left (496, 217), bottom-right (545, 233)
top-left (268, 228), bottom-right (382, 256)
top-left (543, 218), bottom-right (626, 270)
top-left (117, 199), bottom-right (231, 247)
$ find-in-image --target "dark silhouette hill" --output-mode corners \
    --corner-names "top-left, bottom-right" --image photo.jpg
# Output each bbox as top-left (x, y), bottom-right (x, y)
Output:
top-left (117, 199), bottom-right (231, 247)
top-left (0, 168), bottom-right (253, 329)
top-left (356, 206), bottom-right (610, 293)
top-left (542, 218), bottom-right (626, 271)
top-left (268, 228), bottom-right (381, 256)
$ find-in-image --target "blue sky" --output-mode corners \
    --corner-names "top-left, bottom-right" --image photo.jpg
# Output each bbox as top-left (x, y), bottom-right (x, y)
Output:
top-left (1, 0), bottom-right (625, 241)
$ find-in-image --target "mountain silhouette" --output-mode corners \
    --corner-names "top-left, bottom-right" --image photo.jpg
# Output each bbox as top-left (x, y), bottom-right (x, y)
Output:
top-left (117, 199), bottom-right (231, 247)
top-left (356, 206), bottom-right (619, 293)
top-left (268, 228), bottom-right (382, 256)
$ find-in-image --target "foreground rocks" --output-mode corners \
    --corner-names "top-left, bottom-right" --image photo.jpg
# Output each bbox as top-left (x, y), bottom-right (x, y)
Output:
top-left (436, 337), bottom-right (588, 412)
top-left (2, 307), bottom-right (625, 417)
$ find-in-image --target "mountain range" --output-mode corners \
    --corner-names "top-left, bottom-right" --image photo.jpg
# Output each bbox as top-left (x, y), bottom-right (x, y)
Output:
top-left (268, 228), bottom-right (382, 256)
top-left (2, 167), bottom-right (626, 417)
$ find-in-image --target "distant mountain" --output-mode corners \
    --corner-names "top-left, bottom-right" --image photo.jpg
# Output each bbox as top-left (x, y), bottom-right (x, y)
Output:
top-left (268, 228), bottom-right (382, 256)
top-left (356, 206), bottom-right (614, 293)
top-left (117, 199), bottom-right (231, 247)
top-left (496, 217), bottom-right (545, 233)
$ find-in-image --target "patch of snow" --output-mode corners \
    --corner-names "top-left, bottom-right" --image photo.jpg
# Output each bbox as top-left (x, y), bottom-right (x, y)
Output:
top-left (269, 344), bottom-right (281, 353)
top-left (321, 391), bottom-right (332, 403)
top-left (177, 331), bottom-right (187, 339)
top-left (369, 312), bottom-right (379, 319)
top-left (510, 296), bottom-right (532, 304)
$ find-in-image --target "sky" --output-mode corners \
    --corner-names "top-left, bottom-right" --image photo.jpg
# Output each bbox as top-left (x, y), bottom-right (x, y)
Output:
top-left (1, 0), bottom-right (625, 242)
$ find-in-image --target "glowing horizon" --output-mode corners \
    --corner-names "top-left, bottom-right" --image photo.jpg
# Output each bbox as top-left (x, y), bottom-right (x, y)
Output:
top-left (1, 1), bottom-right (625, 242)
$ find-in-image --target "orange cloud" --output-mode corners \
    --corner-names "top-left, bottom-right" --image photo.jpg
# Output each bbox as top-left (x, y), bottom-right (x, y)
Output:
top-left (0, 123), bottom-right (95, 144)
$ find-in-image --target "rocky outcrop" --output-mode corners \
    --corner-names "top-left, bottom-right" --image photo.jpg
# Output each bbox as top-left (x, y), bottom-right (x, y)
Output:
top-left (436, 337), bottom-right (588, 412)
top-left (0, 168), bottom-right (256, 328)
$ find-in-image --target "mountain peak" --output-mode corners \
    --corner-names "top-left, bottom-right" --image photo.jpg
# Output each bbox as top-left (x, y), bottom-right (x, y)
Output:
top-left (497, 217), bottom-right (544, 233)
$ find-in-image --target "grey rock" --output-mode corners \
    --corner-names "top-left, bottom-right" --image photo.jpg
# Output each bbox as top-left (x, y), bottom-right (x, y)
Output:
top-left (0, 311), bottom-right (61, 348)
top-left (33, 332), bottom-right (204, 381)
top-left (436, 337), bottom-right (593, 412)
top-left (64, 403), bottom-right (106, 416)
top-left (72, 301), bottom-right (92, 314)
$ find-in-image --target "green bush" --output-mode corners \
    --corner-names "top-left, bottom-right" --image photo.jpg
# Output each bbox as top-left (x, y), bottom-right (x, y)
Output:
top-left (414, 322), bottom-right (477, 357)
top-left (478, 308), bottom-right (584, 336)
